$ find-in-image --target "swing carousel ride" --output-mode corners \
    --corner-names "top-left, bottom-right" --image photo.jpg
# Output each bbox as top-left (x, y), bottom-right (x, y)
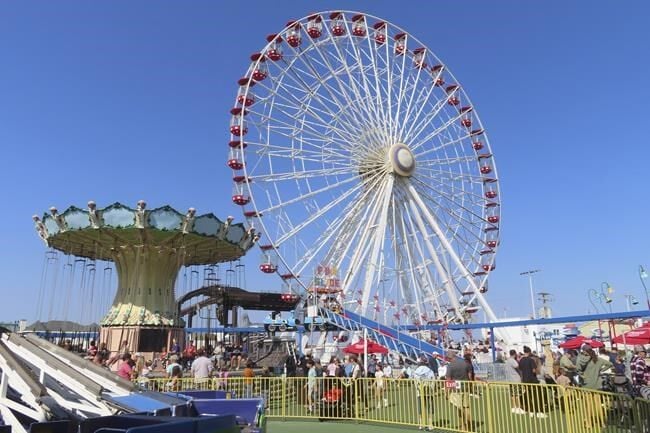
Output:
top-left (32, 201), bottom-right (257, 355)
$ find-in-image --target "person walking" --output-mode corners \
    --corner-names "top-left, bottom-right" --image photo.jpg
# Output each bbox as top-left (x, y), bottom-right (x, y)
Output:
top-left (445, 350), bottom-right (472, 431)
top-left (412, 356), bottom-right (435, 430)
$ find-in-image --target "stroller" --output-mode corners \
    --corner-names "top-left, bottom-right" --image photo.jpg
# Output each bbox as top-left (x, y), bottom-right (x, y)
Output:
top-left (319, 382), bottom-right (350, 420)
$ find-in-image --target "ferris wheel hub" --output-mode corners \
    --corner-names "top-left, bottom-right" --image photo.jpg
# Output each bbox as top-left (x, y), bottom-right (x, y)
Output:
top-left (388, 143), bottom-right (415, 177)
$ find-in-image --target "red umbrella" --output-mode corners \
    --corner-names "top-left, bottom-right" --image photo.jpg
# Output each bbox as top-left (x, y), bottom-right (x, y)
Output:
top-left (558, 335), bottom-right (604, 349)
top-left (343, 339), bottom-right (388, 354)
top-left (612, 324), bottom-right (650, 345)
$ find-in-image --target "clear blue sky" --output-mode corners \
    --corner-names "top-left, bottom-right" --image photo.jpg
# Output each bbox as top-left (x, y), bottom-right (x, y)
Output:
top-left (1, 1), bottom-right (649, 325)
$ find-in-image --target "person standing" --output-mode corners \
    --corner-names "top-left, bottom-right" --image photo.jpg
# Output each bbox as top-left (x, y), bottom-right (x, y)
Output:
top-left (305, 359), bottom-right (317, 413)
top-left (631, 345), bottom-right (648, 395)
top-left (169, 338), bottom-right (181, 358)
top-left (559, 350), bottom-right (577, 383)
top-left (190, 349), bottom-right (213, 388)
top-left (183, 340), bottom-right (197, 370)
top-left (518, 346), bottom-right (546, 418)
top-left (412, 357), bottom-right (435, 430)
top-left (243, 360), bottom-right (255, 398)
top-left (374, 363), bottom-right (388, 408)
top-left (577, 345), bottom-right (612, 429)
top-left (445, 350), bottom-right (472, 431)
top-left (504, 349), bottom-right (525, 414)
top-left (116, 353), bottom-right (134, 380)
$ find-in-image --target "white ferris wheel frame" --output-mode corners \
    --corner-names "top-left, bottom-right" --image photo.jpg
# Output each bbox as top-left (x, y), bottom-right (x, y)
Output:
top-left (227, 11), bottom-right (502, 328)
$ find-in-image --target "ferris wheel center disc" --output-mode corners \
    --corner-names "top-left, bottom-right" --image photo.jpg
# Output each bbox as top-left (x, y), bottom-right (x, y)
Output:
top-left (388, 143), bottom-right (415, 177)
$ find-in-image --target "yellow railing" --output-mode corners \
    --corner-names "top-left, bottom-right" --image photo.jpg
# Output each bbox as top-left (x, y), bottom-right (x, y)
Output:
top-left (136, 376), bottom-right (650, 433)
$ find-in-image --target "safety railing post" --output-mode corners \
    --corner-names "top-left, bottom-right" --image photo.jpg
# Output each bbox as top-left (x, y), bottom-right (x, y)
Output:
top-left (483, 382), bottom-right (493, 433)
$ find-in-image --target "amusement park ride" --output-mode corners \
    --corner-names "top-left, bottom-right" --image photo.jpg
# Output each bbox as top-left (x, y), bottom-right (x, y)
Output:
top-left (227, 11), bottom-right (507, 345)
top-left (0, 10), bottom-right (529, 430)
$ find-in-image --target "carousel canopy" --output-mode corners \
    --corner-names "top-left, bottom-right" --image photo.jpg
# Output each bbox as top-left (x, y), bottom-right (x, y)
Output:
top-left (33, 201), bottom-right (255, 264)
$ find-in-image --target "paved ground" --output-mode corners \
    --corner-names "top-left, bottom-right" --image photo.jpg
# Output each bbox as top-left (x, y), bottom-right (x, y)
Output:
top-left (267, 420), bottom-right (421, 433)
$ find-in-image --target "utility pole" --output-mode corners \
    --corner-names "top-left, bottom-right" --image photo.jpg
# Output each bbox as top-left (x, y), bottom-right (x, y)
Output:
top-left (520, 269), bottom-right (541, 319)
top-left (537, 292), bottom-right (554, 319)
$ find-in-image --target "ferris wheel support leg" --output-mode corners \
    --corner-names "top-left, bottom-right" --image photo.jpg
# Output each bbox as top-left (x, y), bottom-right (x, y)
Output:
top-left (340, 178), bottom-right (389, 303)
top-left (395, 202), bottom-right (446, 319)
top-left (404, 187), bottom-right (463, 316)
top-left (406, 184), bottom-right (510, 344)
top-left (359, 176), bottom-right (394, 313)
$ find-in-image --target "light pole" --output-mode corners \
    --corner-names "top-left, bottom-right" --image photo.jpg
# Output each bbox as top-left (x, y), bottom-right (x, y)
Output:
top-left (601, 282), bottom-right (614, 313)
top-left (520, 269), bottom-right (541, 319)
top-left (639, 265), bottom-right (650, 309)
top-left (587, 289), bottom-right (603, 314)
top-left (588, 284), bottom-right (613, 314)
top-left (623, 294), bottom-right (639, 312)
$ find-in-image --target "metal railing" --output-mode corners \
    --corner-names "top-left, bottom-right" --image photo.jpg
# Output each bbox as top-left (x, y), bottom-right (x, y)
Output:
top-left (137, 376), bottom-right (650, 433)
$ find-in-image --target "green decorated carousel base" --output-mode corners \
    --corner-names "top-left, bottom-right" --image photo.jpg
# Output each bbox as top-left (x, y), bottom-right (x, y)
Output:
top-left (101, 303), bottom-right (184, 327)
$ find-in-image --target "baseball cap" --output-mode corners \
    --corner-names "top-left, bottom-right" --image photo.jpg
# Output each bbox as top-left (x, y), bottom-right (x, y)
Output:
top-left (634, 345), bottom-right (646, 353)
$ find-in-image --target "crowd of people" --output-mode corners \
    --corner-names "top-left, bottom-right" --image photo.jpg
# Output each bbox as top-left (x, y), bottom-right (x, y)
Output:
top-left (69, 333), bottom-right (649, 429)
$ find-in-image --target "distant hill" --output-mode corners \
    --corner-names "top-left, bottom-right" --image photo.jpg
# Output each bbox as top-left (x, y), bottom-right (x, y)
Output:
top-left (26, 320), bottom-right (99, 332)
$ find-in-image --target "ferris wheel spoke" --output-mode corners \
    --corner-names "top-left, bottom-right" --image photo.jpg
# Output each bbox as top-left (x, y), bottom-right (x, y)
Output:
top-left (405, 182), bottom-right (483, 284)
top-left (402, 67), bottom-right (445, 142)
top-left (412, 132), bottom-right (477, 160)
top-left (393, 195), bottom-right (445, 321)
top-left (398, 180), bottom-right (463, 316)
top-left (252, 166), bottom-right (357, 183)
top-left (415, 166), bottom-right (487, 187)
top-left (338, 32), bottom-right (393, 141)
top-left (264, 55), bottom-right (370, 144)
top-left (339, 176), bottom-right (393, 299)
top-left (411, 181), bottom-right (490, 268)
top-left (389, 36), bottom-right (412, 141)
top-left (266, 96), bottom-right (361, 142)
top-left (273, 176), bottom-right (370, 247)
top-left (317, 22), bottom-right (391, 135)
top-left (410, 180), bottom-right (501, 323)
top-left (247, 102), bottom-right (359, 151)
top-left (402, 91), bottom-right (453, 146)
top-left (322, 171), bottom-right (392, 278)
top-left (358, 175), bottom-right (394, 312)
top-left (258, 171), bottom-right (362, 215)
top-left (246, 139), bottom-right (351, 165)
top-left (416, 153), bottom-right (484, 167)
top-left (396, 58), bottom-right (432, 141)
top-left (416, 181), bottom-right (487, 240)
top-left (296, 40), bottom-right (383, 136)
top-left (397, 73), bottom-right (437, 142)
top-left (326, 25), bottom-right (390, 144)
top-left (409, 111), bottom-right (467, 154)
top-left (291, 169), bottom-right (388, 279)
top-left (365, 50), bottom-right (396, 142)
top-left (252, 133), bottom-right (354, 166)
top-left (412, 174), bottom-right (490, 222)
top-left (262, 58), bottom-right (364, 140)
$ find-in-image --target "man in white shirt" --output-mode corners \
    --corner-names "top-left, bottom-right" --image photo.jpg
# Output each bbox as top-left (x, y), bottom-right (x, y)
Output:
top-left (191, 349), bottom-right (213, 386)
top-left (412, 357), bottom-right (435, 430)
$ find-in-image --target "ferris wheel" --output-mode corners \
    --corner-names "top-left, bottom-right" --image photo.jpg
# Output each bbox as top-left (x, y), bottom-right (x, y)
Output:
top-left (227, 11), bottom-right (501, 327)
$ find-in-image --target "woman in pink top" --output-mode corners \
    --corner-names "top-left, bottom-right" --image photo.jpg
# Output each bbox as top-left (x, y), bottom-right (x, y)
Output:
top-left (117, 353), bottom-right (134, 380)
